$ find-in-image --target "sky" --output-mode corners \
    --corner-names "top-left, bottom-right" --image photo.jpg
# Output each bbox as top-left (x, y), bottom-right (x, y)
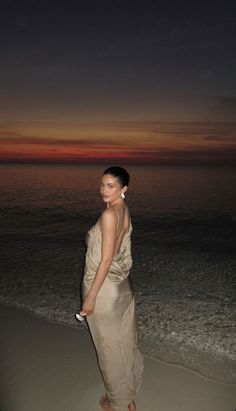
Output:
top-left (0, 0), bottom-right (236, 165)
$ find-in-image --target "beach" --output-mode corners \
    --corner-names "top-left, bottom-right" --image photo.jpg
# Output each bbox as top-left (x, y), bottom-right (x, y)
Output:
top-left (1, 0), bottom-right (236, 406)
top-left (0, 164), bottom-right (236, 409)
top-left (1, 241), bottom-right (235, 384)
top-left (1, 304), bottom-right (235, 411)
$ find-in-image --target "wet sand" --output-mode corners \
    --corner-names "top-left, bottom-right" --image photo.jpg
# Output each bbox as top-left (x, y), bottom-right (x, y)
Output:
top-left (0, 304), bottom-right (235, 411)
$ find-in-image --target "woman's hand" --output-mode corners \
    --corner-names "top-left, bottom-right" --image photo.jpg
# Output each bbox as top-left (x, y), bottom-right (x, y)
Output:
top-left (80, 294), bottom-right (96, 317)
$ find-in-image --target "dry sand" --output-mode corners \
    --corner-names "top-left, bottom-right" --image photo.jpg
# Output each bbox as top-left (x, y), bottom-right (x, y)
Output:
top-left (0, 305), bottom-right (235, 411)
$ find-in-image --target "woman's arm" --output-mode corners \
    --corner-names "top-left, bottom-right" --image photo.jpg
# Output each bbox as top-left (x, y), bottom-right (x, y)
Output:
top-left (80, 209), bottom-right (116, 316)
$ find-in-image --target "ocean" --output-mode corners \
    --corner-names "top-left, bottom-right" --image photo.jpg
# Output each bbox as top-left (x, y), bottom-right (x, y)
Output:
top-left (0, 164), bottom-right (235, 383)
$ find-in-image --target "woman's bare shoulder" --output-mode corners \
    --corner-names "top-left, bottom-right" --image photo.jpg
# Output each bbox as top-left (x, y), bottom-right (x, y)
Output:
top-left (100, 208), bottom-right (117, 227)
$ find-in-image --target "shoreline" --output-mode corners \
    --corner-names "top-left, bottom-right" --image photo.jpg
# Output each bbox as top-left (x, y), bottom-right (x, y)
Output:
top-left (1, 227), bottom-right (235, 386)
top-left (1, 301), bottom-right (236, 386)
top-left (1, 303), bottom-right (236, 411)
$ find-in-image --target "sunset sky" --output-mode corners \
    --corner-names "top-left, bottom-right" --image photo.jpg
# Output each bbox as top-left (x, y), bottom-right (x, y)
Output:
top-left (0, 1), bottom-right (236, 165)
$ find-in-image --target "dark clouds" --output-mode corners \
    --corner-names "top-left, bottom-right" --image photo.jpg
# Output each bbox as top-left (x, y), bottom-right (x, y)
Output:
top-left (218, 96), bottom-right (236, 110)
top-left (0, 1), bottom-right (236, 163)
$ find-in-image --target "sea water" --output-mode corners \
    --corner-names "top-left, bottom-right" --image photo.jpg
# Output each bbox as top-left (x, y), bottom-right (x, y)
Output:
top-left (0, 164), bottom-right (235, 383)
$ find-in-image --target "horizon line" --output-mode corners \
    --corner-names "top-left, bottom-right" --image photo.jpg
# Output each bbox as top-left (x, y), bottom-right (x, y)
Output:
top-left (0, 159), bottom-right (235, 167)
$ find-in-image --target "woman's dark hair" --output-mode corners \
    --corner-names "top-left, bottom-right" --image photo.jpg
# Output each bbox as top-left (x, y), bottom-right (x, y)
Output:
top-left (103, 166), bottom-right (130, 187)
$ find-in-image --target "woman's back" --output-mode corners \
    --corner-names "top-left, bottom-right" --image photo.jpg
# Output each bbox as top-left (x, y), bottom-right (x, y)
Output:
top-left (81, 166), bottom-right (143, 411)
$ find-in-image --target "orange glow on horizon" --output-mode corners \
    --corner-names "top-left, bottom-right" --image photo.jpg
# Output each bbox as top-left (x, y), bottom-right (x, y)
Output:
top-left (0, 121), bottom-right (235, 165)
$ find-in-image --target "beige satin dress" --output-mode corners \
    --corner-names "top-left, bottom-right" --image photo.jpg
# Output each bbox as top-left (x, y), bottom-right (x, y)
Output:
top-left (82, 218), bottom-right (143, 411)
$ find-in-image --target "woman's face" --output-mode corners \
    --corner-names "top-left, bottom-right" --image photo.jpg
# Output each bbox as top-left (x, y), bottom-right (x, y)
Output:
top-left (100, 174), bottom-right (125, 203)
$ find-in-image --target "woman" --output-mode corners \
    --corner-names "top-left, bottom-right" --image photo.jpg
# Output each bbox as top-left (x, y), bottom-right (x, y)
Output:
top-left (80, 166), bottom-right (143, 411)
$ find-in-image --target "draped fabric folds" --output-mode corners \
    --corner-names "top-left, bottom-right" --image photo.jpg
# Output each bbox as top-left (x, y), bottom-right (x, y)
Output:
top-left (82, 219), bottom-right (143, 411)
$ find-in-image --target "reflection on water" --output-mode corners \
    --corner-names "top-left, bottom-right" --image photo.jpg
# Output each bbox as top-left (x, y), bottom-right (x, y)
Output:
top-left (0, 164), bottom-right (235, 251)
top-left (1, 164), bottom-right (236, 212)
